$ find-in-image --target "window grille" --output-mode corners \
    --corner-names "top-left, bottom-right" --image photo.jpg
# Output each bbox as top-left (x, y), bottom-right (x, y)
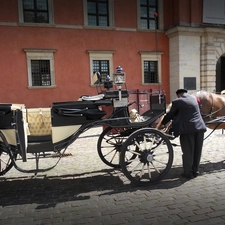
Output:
top-left (31, 60), bottom-right (51, 86)
top-left (144, 61), bottom-right (158, 83)
top-left (23, 0), bottom-right (49, 23)
top-left (93, 60), bottom-right (109, 84)
top-left (87, 0), bottom-right (109, 26)
top-left (140, 0), bottom-right (158, 30)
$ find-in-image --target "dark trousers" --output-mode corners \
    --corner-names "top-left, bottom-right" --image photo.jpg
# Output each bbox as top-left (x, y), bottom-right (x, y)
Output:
top-left (179, 131), bottom-right (204, 175)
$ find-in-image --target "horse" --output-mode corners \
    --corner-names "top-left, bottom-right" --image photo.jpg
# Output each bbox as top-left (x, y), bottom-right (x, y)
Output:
top-left (156, 90), bottom-right (225, 132)
top-left (193, 90), bottom-right (225, 130)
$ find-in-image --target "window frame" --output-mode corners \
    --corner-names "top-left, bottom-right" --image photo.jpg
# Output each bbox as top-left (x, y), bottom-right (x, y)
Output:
top-left (87, 50), bottom-right (115, 85)
top-left (140, 51), bottom-right (163, 85)
top-left (83, 0), bottom-right (114, 27)
top-left (23, 48), bottom-right (57, 88)
top-left (137, 0), bottom-right (164, 30)
top-left (18, 0), bottom-right (54, 25)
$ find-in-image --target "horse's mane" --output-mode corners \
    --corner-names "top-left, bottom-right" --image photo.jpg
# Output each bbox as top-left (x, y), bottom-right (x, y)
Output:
top-left (191, 90), bottom-right (211, 100)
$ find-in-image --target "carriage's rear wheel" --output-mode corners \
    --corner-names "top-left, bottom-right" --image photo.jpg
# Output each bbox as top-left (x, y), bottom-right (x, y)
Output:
top-left (0, 142), bottom-right (17, 176)
top-left (97, 126), bottom-right (138, 168)
top-left (120, 128), bottom-right (173, 186)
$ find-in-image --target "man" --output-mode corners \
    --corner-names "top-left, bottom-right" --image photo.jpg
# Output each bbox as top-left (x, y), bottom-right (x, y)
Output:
top-left (157, 89), bottom-right (206, 179)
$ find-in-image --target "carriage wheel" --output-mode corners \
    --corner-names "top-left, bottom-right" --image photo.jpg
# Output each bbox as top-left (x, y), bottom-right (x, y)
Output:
top-left (97, 127), bottom-right (128, 168)
top-left (0, 143), bottom-right (17, 176)
top-left (97, 127), bottom-right (139, 168)
top-left (120, 128), bottom-right (173, 186)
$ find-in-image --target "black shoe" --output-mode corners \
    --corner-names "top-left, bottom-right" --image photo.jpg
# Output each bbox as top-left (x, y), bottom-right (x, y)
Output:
top-left (181, 173), bottom-right (194, 179)
top-left (193, 171), bottom-right (199, 178)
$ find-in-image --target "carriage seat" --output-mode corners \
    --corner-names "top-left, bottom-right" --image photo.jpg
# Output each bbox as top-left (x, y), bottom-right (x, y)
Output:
top-left (26, 108), bottom-right (52, 136)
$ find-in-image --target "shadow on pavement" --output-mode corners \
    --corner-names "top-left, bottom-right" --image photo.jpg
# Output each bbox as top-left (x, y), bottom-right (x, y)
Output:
top-left (0, 160), bottom-right (225, 208)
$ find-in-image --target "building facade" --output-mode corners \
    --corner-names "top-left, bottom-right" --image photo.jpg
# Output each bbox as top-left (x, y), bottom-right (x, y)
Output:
top-left (0, 0), bottom-right (169, 107)
top-left (0, 0), bottom-right (225, 107)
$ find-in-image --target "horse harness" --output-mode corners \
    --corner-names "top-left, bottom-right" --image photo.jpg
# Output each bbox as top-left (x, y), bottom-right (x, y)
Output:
top-left (198, 92), bottom-right (225, 119)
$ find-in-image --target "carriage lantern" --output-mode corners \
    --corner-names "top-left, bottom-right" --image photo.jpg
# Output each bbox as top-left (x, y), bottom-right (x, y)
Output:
top-left (113, 66), bottom-right (126, 101)
top-left (113, 66), bottom-right (126, 85)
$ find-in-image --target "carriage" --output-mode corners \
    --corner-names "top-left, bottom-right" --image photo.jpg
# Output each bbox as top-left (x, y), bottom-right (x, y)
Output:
top-left (1, 66), bottom-right (204, 186)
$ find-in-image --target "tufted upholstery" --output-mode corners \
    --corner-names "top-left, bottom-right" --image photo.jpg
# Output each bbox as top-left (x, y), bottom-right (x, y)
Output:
top-left (27, 108), bottom-right (52, 136)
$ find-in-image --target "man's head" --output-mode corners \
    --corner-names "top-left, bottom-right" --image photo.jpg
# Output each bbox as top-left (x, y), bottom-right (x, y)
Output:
top-left (176, 89), bottom-right (187, 98)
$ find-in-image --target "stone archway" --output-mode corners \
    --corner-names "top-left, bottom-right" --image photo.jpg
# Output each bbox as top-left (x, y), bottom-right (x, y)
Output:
top-left (200, 29), bottom-right (225, 92)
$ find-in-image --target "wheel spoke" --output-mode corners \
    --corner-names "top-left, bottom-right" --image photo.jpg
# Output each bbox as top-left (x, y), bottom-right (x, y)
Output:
top-left (151, 162), bottom-right (161, 173)
top-left (108, 150), bottom-right (118, 164)
top-left (153, 158), bottom-right (169, 165)
top-left (139, 163), bottom-right (145, 178)
top-left (144, 135), bottom-right (146, 149)
top-left (149, 136), bottom-right (155, 149)
top-left (134, 141), bottom-right (143, 151)
top-left (102, 147), bottom-right (117, 157)
top-left (148, 163), bottom-right (151, 179)
top-left (127, 149), bottom-right (141, 156)
top-left (130, 161), bottom-right (142, 173)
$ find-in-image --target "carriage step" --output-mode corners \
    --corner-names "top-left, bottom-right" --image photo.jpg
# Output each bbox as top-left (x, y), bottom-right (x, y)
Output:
top-left (51, 153), bottom-right (73, 158)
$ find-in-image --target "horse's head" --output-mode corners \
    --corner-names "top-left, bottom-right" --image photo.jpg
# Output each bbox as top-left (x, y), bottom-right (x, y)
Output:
top-left (192, 90), bottom-right (225, 129)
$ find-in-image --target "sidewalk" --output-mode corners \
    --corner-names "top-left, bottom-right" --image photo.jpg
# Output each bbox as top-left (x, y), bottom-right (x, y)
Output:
top-left (0, 127), bottom-right (225, 225)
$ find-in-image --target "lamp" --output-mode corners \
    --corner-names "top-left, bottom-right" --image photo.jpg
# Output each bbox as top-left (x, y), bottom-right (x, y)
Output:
top-left (113, 66), bottom-right (126, 101)
top-left (113, 66), bottom-right (126, 85)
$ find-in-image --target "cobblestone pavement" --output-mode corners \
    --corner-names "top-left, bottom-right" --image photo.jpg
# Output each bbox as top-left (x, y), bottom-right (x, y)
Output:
top-left (1, 127), bottom-right (225, 225)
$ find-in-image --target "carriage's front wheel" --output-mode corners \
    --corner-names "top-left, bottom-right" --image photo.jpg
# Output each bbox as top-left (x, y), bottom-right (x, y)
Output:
top-left (120, 128), bottom-right (173, 186)
top-left (0, 144), bottom-right (17, 176)
top-left (97, 126), bottom-right (127, 168)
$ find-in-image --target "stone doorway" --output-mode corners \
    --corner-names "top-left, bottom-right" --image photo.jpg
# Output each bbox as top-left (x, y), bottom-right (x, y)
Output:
top-left (216, 54), bottom-right (225, 93)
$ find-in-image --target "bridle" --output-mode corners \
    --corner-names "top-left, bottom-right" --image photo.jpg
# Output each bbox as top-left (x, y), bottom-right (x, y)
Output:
top-left (197, 92), bottom-right (225, 140)
top-left (198, 92), bottom-right (225, 119)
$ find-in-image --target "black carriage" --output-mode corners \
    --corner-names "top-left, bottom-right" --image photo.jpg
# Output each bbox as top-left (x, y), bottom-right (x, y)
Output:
top-left (0, 67), bottom-right (173, 186)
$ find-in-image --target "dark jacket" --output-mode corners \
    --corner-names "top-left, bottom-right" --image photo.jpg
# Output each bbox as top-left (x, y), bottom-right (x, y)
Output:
top-left (161, 93), bottom-right (206, 137)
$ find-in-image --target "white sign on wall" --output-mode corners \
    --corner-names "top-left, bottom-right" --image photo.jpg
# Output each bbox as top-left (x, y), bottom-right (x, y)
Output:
top-left (203, 0), bottom-right (225, 24)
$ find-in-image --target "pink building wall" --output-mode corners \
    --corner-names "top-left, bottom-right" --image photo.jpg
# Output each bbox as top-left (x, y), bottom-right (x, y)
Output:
top-left (0, 0), bottom-right (170, 107)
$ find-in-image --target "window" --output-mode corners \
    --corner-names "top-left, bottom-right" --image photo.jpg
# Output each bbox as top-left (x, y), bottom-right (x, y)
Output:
top-left (31, 60), bottom-right (51, 86)
top-left (23, 0), bottom-right (49, 23)
top-left (23, 49), bottom-right (56, 88)
top-left (18, 0), bottom-right (54, 24)
top-left (87, 0), bottom-right (108, 26)
top-left (83, 0), bottom-right (113, 27)
top-left (138, 0), bottom-right (158, 30)
top-left (144, 61), bottom-right (158, 83)
top-left (87, 50), bottom-right (115, 85)
top-left (93, 60), bottom-right (110, 83)
top-left (140, 51), bottom-right (163, 84)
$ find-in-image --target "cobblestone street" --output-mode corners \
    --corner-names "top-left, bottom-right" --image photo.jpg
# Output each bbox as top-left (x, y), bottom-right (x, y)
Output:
top-left (0, 127), bottom-right (225, 225)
